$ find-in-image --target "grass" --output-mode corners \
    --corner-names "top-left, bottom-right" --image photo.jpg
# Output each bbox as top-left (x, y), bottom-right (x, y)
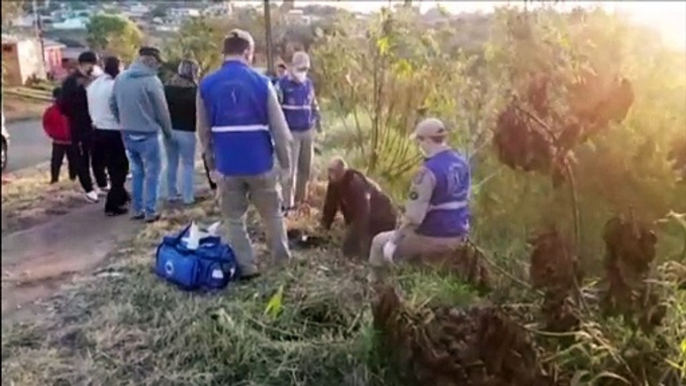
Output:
top-left (0, 184), bottom-right (478, 386)
top-left (3, 91), bottom-right (51, 122)
top-left (1, 166), bottom-right (87, 234)
top-left (2, 115), bottom-right (684, 385)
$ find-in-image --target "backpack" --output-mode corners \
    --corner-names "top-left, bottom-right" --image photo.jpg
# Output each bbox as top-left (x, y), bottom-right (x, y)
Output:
top-left (154, 223), bottom-right (239, 291)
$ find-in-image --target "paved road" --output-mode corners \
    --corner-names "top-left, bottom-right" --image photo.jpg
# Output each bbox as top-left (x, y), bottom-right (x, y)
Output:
top-left (5, 119), bottom-right (51, 173)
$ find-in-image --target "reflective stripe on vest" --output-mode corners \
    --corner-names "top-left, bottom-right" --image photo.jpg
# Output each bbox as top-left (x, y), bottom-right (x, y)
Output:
top-left (212, 124), bottom-right (269, 133)
top-left (281, 105), bottom-right (312, 110)
top-left (428, 200), bottom-right (468, 211)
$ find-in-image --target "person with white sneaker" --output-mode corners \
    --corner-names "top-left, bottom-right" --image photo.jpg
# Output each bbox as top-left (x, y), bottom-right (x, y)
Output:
top-left (60, 51), bottom-right (109, 203)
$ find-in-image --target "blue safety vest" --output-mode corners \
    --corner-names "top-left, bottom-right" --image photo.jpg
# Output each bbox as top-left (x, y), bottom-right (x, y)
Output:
top-left (277, 76), bottom-right (314, 132)
top-left (199, 60), bottom-right (274, 176)
top-left (416, 149), bottom-right (471, 238)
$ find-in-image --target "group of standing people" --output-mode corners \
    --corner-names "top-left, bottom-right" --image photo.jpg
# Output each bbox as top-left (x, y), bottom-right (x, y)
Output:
top-left (42, 28), bottom-right (471, 284)
top-left (43, 48), bottom-right (212, 221)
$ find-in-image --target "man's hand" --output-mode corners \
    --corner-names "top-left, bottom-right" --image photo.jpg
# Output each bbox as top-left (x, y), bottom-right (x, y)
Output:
top-left (209, 169), bottom-right (221, 183)
top-left (163, 130), bottom-right (175, 143)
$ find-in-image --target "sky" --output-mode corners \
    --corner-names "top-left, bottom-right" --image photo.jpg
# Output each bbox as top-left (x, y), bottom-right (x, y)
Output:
top-left (241, 0), bottom-right (686, 50)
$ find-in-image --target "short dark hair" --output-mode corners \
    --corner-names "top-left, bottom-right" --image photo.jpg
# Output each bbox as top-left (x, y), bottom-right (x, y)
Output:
top-left (223, 35), bottom-right (250, 55)
top-left (78, 51), bottom-right (98, 64)
top-left (52, 87), bottom-right (62, 99)
top-left (103, 56), bottom-right (121, 78)
top-left (277, 63), bottom-right (287, 69)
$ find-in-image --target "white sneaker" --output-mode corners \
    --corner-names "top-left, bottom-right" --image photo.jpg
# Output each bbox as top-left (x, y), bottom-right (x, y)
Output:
top-left (85, 191), bottom-right (99, 203)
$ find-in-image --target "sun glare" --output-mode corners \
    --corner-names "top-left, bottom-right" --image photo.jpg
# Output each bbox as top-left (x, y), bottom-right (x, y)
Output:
top-left (290, 0), bottom-right (686, 50)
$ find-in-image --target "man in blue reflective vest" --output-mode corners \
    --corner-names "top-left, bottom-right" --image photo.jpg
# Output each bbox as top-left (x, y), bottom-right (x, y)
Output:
top-left (275, 51), bottom-right (321, 212)
top-left (270, 63), bottom-right (287, 85)
top-left (368, 118), bottom-right (471, 283)
top-left (197, 29), bottom-right (293, 280)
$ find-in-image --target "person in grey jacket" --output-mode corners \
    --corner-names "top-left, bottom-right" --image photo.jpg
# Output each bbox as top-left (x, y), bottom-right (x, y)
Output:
top-left (110, 46), bottom-right (173, 222)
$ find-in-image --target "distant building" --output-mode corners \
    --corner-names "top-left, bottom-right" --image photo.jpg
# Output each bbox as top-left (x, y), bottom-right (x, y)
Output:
top-left (285, 9), bottom-right (311, 25)
top-left (1, 34), bottom-right (64, 85)
top-left (51, 16), bottom-right (89, 30)
top-left (170, 8), bottom-right (201, 18)
top-left (125, 3), bottom-right (150, 18)
top-left (42, 38), bottom-right (67, 80)
top-left (203, 2), bottom-right (234, 17)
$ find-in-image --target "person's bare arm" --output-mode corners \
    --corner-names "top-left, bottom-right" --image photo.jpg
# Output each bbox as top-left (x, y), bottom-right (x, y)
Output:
top-left (266, 81), bottom-right (292, 171)
top-left (196, 91), bottom-right (215, 170)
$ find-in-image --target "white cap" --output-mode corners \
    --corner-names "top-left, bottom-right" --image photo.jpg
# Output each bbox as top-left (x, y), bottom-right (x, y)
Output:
top-left (292, 51), bottom-right (311, 69)
top-left (410, 117), bottom-right (448, 139)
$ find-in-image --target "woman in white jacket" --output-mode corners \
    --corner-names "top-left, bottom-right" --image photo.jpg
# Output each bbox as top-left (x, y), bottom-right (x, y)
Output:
top-left (86, 56), bottom-right (130, 216)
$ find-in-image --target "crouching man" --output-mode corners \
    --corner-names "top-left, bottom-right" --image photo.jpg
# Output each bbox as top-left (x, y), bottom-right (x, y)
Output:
top-left (321, 157), bottom-right (397, 260)
top-left (369, 118), bottom-right (471, 283)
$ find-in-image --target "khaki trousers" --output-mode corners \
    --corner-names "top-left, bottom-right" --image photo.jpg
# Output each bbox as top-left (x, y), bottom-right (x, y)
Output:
top-left (283, 129), bottom-right (314, 208)
top-left (218, 169), bottom-right (291, 276)
top-left (369, 228), bottom-right (465, 268)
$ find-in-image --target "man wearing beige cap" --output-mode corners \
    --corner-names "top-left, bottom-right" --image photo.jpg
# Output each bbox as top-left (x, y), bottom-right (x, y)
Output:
top-left (275, 51), bottom-right (322, 212)
top-left (368, 118), bottom-right (471, 283)
top-left (196, 29), bottom-right (293, 280)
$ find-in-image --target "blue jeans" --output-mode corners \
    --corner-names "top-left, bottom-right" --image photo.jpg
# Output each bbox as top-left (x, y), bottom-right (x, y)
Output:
top-left (122, 132), bottom-right (161, 217)
top-left (164, 130), bottom-right (197, 204)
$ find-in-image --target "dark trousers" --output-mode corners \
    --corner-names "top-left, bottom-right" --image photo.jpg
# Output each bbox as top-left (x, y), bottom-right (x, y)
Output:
top-left (74, 133), bottom-right (108, 193)
top-left (93, 129), bottom-right (130, 212)
top-left (202, 153), bottom-right (217, 190)
top-left (50, 143), bottom-right (78, 183)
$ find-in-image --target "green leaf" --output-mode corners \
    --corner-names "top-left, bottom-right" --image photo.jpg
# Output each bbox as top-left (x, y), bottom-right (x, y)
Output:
top-left (377, 36), bottom-right (391, 55)
top-left (571, 370), bottom-right (590, 386)
top-left (392, 59), bottom-right (413, 77)
top-left (264, 285), bottom-right (284, 319)
top-left (589, 372), bottom-right (631, 386)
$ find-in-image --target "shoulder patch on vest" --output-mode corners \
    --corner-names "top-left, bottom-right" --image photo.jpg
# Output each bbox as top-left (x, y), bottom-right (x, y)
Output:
top-left (413, 168), bottom-right (428, 185)
top-left (409, 191), bottom-right (419, 200)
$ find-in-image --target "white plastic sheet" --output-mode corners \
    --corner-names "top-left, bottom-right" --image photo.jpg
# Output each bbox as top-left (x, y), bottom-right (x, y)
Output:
top-left (181, 221), bottom-right (222, 250)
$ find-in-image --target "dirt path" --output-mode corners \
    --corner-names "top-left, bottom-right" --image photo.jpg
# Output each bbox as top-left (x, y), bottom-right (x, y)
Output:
top-left (1, 203), bottom-right (144, 319)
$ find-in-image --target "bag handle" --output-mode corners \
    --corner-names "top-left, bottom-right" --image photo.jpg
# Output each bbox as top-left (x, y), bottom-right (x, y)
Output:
top-left (174, 223), bottom-right (194, 242)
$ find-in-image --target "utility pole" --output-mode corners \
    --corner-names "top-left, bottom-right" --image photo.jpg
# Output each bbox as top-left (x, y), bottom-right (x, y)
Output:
top-left (32, 0), bottom-right (46, 73)
top-left (263, 0), bottom-right (274, 76)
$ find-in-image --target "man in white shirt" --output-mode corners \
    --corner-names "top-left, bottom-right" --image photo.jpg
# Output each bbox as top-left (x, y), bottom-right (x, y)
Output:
top-left (86, 56), bottom-right (130, 216)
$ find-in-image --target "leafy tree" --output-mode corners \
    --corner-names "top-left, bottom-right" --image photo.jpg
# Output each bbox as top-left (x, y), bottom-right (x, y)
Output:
top-left (1, 1), bottom-right (25, 28)
top-left (162, 18), bottom-right (221, 77)
top-left (87, 14), bottom-right (143, 62)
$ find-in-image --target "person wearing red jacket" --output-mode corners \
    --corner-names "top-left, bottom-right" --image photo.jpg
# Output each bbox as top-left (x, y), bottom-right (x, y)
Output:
top-left (43, 87), bottom-right (77, 183)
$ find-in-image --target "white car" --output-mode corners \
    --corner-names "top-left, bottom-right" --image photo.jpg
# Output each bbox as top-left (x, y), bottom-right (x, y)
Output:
top-left (2, 110), bottom-right (8, 172)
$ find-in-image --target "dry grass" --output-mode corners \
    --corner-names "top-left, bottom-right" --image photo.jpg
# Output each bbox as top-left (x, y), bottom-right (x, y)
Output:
top-left (3, 94), bottom-right (50, 122)
top-left (1, 184), bottom-right (476, 386)
top-left (1, 166), bottom-right (86, 234)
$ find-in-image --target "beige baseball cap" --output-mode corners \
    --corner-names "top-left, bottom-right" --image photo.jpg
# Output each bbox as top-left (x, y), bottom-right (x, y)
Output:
top-left (292, 51), bottom-right (311, 69)
top-left (410, 117), bottom-right (448, 140)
